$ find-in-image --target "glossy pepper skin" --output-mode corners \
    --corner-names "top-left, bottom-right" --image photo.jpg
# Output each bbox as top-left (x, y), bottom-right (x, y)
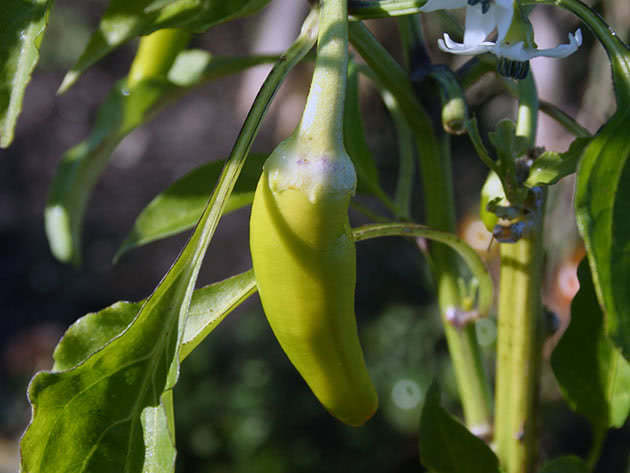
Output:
top-left (250, 134), bottom-right (378, 426)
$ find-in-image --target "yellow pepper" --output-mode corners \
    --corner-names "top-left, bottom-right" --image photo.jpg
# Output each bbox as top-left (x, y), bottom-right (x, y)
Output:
top-left (249, 0), bottom-right (377, 426)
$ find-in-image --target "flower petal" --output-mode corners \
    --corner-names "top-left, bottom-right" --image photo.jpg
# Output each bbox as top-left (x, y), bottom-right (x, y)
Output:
top-left (494, 0), bottom-right (515, 41)
top-left (438, 33), bottom-right (495, 55)
top-left (463, 4), bottom-right (498, 46)
top-left (528, 29), bottom-right (583, 58)
top-left (420, 0), bottom-right (468, 12)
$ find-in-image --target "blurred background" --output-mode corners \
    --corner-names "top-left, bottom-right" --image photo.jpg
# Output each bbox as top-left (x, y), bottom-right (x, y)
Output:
top-left (1, 0), bottom-right (629, 471)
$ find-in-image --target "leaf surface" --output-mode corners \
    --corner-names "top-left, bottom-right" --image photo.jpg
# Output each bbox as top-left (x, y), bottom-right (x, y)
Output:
top-left (59, 0), bottom-right (270, 91)
top-left (418, 383), bottom-right (500, 473)
top-left (551, 260), bottom-right (630, 429)
top-left (46, 52), bottom-right (275, 265)
top-left (116, 155), bottom-right (266, 260)
top-left (344, 61), bottom-right (381, 195)
top-left (574, 27), bottom-right (630, 359)
top-left (53, 269), bottom-right (257, 371)
top-left (575, 108), bottom-right (630, 359)
top-left (525, 137), bottom-right (590, 187)
top-left (0, 0), bottom-right (52, 147)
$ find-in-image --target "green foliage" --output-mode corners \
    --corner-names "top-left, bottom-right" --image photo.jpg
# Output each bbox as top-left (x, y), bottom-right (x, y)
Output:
top-left (575, 105), bottom-right (630, 360)
top-left (0, 0), bottom-right (52, 148)
top-left (52, 270), bottom-right (256, 371)
top-left (117, 155), bottom-right (266, 260)
top-left (59, 0), bottom-right (271, 91)
top-left (525, 137), bottom-right (591, 187)
top-left (22, 147), bottom-right (253, 471)
top-left (344, 61), bottom-right (381, 195)
top-left (45, 51), bottom-right (276, 265)
top-left (573, 11), bottom-right (630, 360)
top-left (418, 383), bottom-right (500, 473)
top-left (551, 260), bottom-right (630, 429)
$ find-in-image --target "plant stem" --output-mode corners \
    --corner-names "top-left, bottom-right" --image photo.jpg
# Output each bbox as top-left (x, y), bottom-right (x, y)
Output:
top-left (296, 0), bottom-right (348, 155)
top-left (349, 22), bottom-right (493, 436)
top-left (127, 29), bottom-right (191, 87)
top-left (494, 215), bottom-right (545, 473)
top-left (494, 72), bottom-right (545, 473)
top-left (348, 0), bottom-right (429, 19)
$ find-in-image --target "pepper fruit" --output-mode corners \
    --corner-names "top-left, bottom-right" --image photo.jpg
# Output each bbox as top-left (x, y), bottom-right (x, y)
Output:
top-left (249, 0), bottom-right (377, 426)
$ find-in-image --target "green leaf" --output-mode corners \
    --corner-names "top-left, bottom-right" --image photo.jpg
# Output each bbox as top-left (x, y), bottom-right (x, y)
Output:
top-left (575, 108), bottom-right (630, 359)
top-left (537, 456), bottom-right (590, 473)
top-left (525, 137), bottom-right (591, 187)
top-left (59, 0), bottom-right (270, 91)
top-left (23, 123), bottom-right (257, 472)
top-left (45, 77), bottom-right (176, 265)
top-left (53, 269), bottom-right (257, 371)
top-left (116, 155), bottom-right (266, 261)
top-left (141, 391), bottom-right (176, 473)
top-left (0, 0), bottom-right (52, 148)
top-left (344, 61), bottom-right (381, 195)
top-left (418, 383), bottom-right (500, 473)
top-left (551, 260), bottom-right (630, 429)
top-left (46, 52), bottom-right (276, 265)
top-left (22, 238), bottom-right (200, 471)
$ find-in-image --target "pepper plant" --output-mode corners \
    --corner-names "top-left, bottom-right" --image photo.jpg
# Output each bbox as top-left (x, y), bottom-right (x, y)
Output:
top-left (2, 0), bottom-right (630, 472)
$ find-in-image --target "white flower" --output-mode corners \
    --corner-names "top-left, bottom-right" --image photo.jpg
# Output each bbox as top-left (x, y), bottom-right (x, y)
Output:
top-left (420, 0), bottom-right (583, 78)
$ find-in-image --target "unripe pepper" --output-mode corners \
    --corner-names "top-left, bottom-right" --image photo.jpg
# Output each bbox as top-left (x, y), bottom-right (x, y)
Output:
top-left (249, 0), bottom-right (377, 426)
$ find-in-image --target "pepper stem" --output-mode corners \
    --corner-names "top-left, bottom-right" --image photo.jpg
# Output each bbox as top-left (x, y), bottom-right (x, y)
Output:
top-left (297, 0), bottom-right (349, 155)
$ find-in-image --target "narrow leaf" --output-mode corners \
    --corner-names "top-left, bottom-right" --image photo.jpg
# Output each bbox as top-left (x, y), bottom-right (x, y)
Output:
top-left (551, 260), bottom-right (630, 429)
top-left (0, 0), bottom-right (52, 147)
top-left (116, 155), bottom-right (266, 260)
top-left (52, 269), bottom-right (257, 371)
top-left (46, 52), bottom-right (276, 265)
top-left (45, 77), bottom-right (176, 265)
top-left (418, 383), bottom-right (500, 473)
top-left (537, 456), bottom-right (589, 473)
top-left (525, 137), bottom-right (591, 187)
top-left (59, 0), bottom-right (271, 91)
top-left (575, 108), bottom-right (630, 359)
top-left (344, 61), bottom-right (381, 194)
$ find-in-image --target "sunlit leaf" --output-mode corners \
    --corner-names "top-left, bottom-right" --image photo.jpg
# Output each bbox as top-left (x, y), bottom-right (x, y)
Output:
top-left (574, 19), bottom-right (630, 360)
top-left (46, 52), bottom-right (276, 265)
top-left (53, 269), bottom-right (257, 371)
top-left (141, 392), bottom-right (176, 473)
top-left (551, 260), bottom-right (630, 429)
top-left (116, 156), bottom-right (265, 260)
top-left (0, 0), bottom-right (52, 148)
top-left (525, 137), bottom-right (591, 187)
top-left (576, 107), bottom-right (630, 360)
top-left (418, 383), bottom-right (500, 473)
top-left (59, 0), bottom-right (271, 91)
